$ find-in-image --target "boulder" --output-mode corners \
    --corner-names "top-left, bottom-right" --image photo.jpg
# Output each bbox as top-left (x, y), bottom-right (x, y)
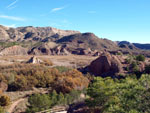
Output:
top-left (27, 56), bottom-right (43, 64)
top-left (89, 52), bottom-right (123, 77)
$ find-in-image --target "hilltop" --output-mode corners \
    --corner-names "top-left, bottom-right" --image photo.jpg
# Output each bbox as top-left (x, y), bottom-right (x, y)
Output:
top-left (0, 25), bottom-right (150, 56)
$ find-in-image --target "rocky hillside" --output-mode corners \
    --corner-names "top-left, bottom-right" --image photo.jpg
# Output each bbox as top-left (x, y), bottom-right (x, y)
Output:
top-left (57, 33), bottom-right (118, 50)
top-left (0, 24), bottom-right (150, 56)
top-left (0, 25), bottom-right (80, 42)
top-left (117, 41), bottom-right (150, 50)
top-left (0, 25), bottom-right (119, 56)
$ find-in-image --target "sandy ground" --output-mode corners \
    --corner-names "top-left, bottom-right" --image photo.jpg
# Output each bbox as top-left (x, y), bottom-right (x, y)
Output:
top-left (0, 55), bottom-right (98, 68)
top-left (7, 98), bottom-right (25, 113)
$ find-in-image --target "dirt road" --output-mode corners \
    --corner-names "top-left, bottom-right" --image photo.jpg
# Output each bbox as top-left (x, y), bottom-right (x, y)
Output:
top-left (7, 98), bottom-right (25, 113)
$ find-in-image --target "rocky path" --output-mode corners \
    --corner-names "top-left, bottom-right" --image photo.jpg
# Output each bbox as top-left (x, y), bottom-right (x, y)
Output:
top-left (7, 98), bottom-right (25, 113)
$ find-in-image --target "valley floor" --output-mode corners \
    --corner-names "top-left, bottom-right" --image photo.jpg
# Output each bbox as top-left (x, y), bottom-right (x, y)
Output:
top-left (0, 55), bottom-right (97, 68)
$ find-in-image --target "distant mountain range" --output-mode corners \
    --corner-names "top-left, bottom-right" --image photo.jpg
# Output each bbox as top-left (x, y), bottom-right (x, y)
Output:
top-left (117, 41), bottom-right (150, 50)
top-left (0, 25), bottom-right (150, 56)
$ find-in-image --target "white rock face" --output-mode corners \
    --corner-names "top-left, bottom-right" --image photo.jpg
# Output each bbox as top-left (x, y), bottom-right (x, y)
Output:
top-left (27, 56), bottom-right (43, 64)
top-left (50, 27), bottom-right (80, 36)
top-left (0, 25), bottom-right (80, 41)
top-left (0, 26), bottom-right (10, 41)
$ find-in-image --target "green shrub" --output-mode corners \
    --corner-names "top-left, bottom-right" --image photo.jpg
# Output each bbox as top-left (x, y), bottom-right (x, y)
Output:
top-left (26, 94), bottom-right (52, 113)
top-left (130, 61), bottom-right (139, 73)
top-left (27, 90), bottom-right (82, 112)
top-left (86, 75), bottom-right (150, 113)
top-left (136, 55), bottom-right (145, 61)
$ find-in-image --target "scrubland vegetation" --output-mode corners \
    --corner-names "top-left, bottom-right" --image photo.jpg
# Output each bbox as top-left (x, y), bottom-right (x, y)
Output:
top-left (26, 90), bottom-right (83, 112)
top-left (86, 74), bottom-right (150, 113)
top-left (0, 54), bottom-right (150, 113)
top-left (0, 63), bottom-right (89, 112)
top-left (0, 64), bottom-right (88, 92)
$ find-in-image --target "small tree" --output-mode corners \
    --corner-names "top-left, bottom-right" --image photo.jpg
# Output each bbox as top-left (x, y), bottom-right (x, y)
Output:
top-left (26, 94), bottom-right (52, 113)
top-left (57, 92), bottom-right (65, 105)
top-left (64, 94), bottom-right (72, 105)
top-left (50, 90), bottom-right (58, 106)
top-left (130, 61), bottom-right (139, 73)
top-left (0, 95), bottom-right (10, 106)
top-left (136, 55), bottom-right (145, 61)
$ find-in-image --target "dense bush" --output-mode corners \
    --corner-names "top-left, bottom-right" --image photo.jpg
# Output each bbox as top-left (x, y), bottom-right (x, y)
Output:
top-left (26, 94), bottom-right (52, 113)
top-left (136, 55), bottom-right (145, 61)
top-left (27, 90), bottom-right (82, 112)
top-left (51, 69), bottom-right (89, 93)
top-left (86, 75), bottom-right (150, 113)
top-left (0, 64), bottom-right (89, 92)
top-left (130, 61), bottom-right (139, 73)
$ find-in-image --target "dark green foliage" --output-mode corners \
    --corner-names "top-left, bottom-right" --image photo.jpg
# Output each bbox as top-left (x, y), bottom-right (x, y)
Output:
top-left (27, 90), bottom-right (82, 112)
top-left (49, 90), bottom-right (58, 106)
top-left (86, 75), bottom-right (150, 113)
top-left (26, 94), bottom-right (52, 113)
top-left (136, 55), bottom-right (145, 61)
top-left (50, 90), bottom-right (81, 105)
top-left (130, 61), bottom-right (139, 73)
top-left (57, 92), bottom-right (65, 105)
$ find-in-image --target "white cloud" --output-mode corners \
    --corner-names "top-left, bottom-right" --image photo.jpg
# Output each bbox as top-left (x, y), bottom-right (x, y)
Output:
top-left (88, 11), bottom-right (96, 14)
top-left (8, 5), bottom-right (17, 10)
top-left (4, 24), bottom-right (16, 28)
top-left (6, 0), bottom-right (18, 9)
top-left (51, 6), bottom-right (65, 12)
top-left (0, 15), bottom-right (25, 21)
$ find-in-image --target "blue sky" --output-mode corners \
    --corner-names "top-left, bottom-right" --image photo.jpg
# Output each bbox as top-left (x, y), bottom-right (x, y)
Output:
top-left (0, 0), bottom-right (150, 43)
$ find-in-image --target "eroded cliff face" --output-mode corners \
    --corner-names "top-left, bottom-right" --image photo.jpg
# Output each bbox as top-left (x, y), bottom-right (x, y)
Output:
top-left (0, 25), bottom-right (149, 56)
top-left (0, 45), bottom-right (27, 56)
top-left (0, 25), bottom-right (80, 42)
top-left (0, 25), bottom-right (10, 41)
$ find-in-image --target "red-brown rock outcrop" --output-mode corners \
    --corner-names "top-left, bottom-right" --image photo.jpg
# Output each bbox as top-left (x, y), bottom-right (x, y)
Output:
top-left (89, 52), bottom-right (123, 76)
